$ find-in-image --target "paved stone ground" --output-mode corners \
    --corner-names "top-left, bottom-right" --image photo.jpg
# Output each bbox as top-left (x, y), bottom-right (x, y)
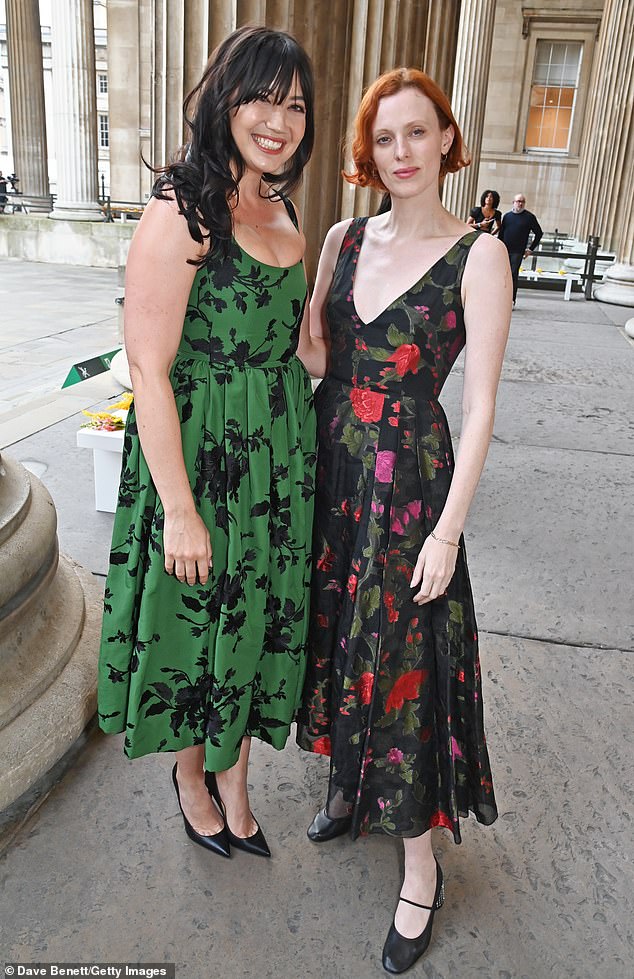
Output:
top-left (1, 260), bottom-right (633, 979)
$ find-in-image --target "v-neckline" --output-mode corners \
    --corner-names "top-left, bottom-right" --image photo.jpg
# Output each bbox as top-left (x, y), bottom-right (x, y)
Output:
top-left (350, 219), bottom-right (477, 327)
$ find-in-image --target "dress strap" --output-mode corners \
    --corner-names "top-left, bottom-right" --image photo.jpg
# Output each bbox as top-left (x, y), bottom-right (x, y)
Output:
top-left (281, 194), bottom-right (300, 231)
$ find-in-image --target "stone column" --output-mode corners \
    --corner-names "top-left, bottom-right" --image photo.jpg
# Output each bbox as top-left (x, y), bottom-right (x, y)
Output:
top-left (423, 0), bottom-right (461, 96)
top-left (50, 0), bottom-right (101, 220)
top-left (572, 0), bottom-right (634, 306)
top-left (5, 0), bottom-right (49, 200)
top-left (152, 0), bottom-right (185, 167)
top-left (107, 0), bottom-right (142, 202)
top-left (443, 0), bottom-right (497, 220)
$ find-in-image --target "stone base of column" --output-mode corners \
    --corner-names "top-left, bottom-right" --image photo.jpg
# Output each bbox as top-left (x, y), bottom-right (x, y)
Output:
top-left (593, 263), bottom-right (634, 307)
top-left (0, 457), bottom-right (103, 818)
top-left (50, 202), bottom-right (103, 222)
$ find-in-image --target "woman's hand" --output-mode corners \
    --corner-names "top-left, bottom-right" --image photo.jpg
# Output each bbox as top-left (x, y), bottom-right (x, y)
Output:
top-left (410, 534), bottom-right (459, 604)
top-left (163, 508), bottom-right (213, 586)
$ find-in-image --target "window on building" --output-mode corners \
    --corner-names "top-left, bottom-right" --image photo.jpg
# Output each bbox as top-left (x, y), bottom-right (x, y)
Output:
top-left (98, 73), bottom-right (108, 94)
top-left (99, 114), bottom-right (109, 149)
top-left (525, 41), bottom-right (582, 151)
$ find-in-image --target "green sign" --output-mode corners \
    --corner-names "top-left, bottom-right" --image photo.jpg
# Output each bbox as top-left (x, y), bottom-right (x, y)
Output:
top-left (62, 348), bottom-right (121, 388)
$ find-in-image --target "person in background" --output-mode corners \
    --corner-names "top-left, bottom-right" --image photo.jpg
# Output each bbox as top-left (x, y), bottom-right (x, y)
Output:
top-left (499, 194), bottom-right (543, 306)
top-left (0, 172), bottom-right (7, 213)
top-left (467, 189), bottom-right (501, 235)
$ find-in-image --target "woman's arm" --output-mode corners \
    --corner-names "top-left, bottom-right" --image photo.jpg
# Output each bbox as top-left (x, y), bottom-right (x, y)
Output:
top-left (411, 233), bottom-right (512, 603)
top-left (296, 219), bottom-right (351, 378)
top-left (124, 194), bottom-right (213, 586)
top-left (296, 218), bottom-right (352, 378)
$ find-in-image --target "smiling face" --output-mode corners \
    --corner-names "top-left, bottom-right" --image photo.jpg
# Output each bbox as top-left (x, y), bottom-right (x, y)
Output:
top-left (230, 76), bottom-right (307, 177)
top-left (370, 87), bottom-right (454, 199)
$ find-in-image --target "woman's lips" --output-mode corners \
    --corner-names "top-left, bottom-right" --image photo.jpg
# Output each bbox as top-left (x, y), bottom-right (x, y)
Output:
top-left (252, 134), bottom-right (285, 154)
top-left (393, 167), bottom-right (418, 178)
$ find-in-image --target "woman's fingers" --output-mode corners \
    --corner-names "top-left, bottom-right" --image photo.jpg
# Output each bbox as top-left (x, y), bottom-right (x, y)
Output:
top-left (163, 512), bottom-right (213, 586)
top-left (197, 556), bottom-right (211, 586)
top-left (411, 553), bottom-right (425, 589)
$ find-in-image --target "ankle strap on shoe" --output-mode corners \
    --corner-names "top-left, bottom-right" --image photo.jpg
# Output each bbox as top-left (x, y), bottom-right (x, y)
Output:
top-left (398, 896), bottom-right (433, 911)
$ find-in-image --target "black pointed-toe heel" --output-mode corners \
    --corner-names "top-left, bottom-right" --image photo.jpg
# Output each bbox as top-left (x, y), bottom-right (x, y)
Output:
top-left (172, 764), bottom-right (231, 858)
top-left (306, 806), bottom-right (352, 842)
top-left (205, 771), bottom-right (271, 858)
top-left (382, 860), bottom-right (444, 974)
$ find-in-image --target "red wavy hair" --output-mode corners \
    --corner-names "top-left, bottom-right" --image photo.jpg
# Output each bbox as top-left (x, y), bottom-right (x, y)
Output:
top-left (343, 67), bottom-right (470, 191)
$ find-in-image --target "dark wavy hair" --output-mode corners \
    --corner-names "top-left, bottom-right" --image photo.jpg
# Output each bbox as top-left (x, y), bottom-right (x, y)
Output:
top-left (480, 189), bottom-right (500, 208)
top-left (153, 26), bottom-right (314, 266)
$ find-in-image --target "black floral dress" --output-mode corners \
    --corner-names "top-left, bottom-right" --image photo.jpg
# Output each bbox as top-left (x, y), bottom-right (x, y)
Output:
top-left (297, 220), bottom-right (498, 842)
top-left (98, 207), bottom-right (316, 772)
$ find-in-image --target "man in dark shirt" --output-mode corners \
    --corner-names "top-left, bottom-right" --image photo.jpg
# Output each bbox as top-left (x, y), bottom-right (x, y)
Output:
top-left (499, 194), bottom-right (543, 305)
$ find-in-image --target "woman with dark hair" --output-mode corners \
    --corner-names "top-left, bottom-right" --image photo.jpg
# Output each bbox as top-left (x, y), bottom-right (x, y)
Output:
top-left (98, 26), bottom-right (324, 860)
top-left (297, 68), bottom-right (511, 971)
top-left (467, 189), bottom-right (501, 235)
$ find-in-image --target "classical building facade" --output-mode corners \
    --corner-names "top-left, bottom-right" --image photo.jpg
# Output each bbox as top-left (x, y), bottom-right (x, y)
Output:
top-left (1, 0), bottom-right (633, 291)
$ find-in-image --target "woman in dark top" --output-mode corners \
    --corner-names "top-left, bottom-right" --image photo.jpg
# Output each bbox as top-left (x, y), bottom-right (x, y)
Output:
top-left (468, 189), bottom-right (501, 235)
top-left (298, 68), bottom-right (511, 972)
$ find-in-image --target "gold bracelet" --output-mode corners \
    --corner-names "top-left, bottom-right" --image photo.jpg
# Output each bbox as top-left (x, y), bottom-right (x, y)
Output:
top-left (430, 530), bottom-right (460, 549)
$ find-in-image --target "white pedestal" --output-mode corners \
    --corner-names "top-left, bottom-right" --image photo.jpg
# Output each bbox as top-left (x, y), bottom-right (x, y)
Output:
top-left (76, 427), bottom-right (124, 512)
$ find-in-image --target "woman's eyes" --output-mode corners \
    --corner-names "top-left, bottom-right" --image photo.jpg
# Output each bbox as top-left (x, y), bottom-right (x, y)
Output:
top-left (254, 94), bottom-right (305, 114)
top-left (376, 128), bottom-right (425, 144)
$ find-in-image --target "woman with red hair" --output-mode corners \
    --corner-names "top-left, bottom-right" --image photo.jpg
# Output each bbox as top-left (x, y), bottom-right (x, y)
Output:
top-left (297, 68), bottom-right (511, 972)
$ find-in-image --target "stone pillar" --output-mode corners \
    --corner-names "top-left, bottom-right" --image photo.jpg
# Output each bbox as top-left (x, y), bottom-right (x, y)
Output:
top-left (184, 0), bottom-right (210, 104)
top-left (5, 0), bottom-right (49, 201)
top-left (107, 0), bottom-right (142, 202)
top-left (152, 0), bottom-right (185, 167)
top-left (572, 0), bottom-right (634, 306)
top-left (443, 0), bottom-right (497, 220)
top-left (423, 0), bottom-right (461, 96)
top-left (0, 455), bottom-right (102, 814)
top-left (50, 0), bottom-right (101, 220)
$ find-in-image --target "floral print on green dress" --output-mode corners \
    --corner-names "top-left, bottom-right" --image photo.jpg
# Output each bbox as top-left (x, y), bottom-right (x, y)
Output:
top-left (98, 216), bottom-right (316, 773)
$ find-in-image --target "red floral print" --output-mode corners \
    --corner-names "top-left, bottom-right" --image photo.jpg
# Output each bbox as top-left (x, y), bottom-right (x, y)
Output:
top-left (358, 671), bottom-right (374, 705)
top-left (311, 736), bottom-right (332, 755)
top-left (316, 546), bottom-right (335, 572)
top-left (350, 387), bottom-right (385, 422)
top-left (387, 343), bottom-right (421, 375)
top-left (385, 669), bottom-right (428, 712)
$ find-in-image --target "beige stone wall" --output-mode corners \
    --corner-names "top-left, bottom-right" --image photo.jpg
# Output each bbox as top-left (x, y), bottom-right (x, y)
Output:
top-left (477, 0), bottom-right (604, 232)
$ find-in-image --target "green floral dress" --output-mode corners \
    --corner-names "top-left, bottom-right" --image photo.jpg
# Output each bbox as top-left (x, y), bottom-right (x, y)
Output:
top-left (297, 220), bottom-right (498, 842)
top-left (98, 215), bottom-right (316, 772)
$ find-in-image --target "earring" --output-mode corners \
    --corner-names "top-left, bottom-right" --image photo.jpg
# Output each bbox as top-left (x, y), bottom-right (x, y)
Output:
top-left (441, 151), bottom-right (448, 163)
